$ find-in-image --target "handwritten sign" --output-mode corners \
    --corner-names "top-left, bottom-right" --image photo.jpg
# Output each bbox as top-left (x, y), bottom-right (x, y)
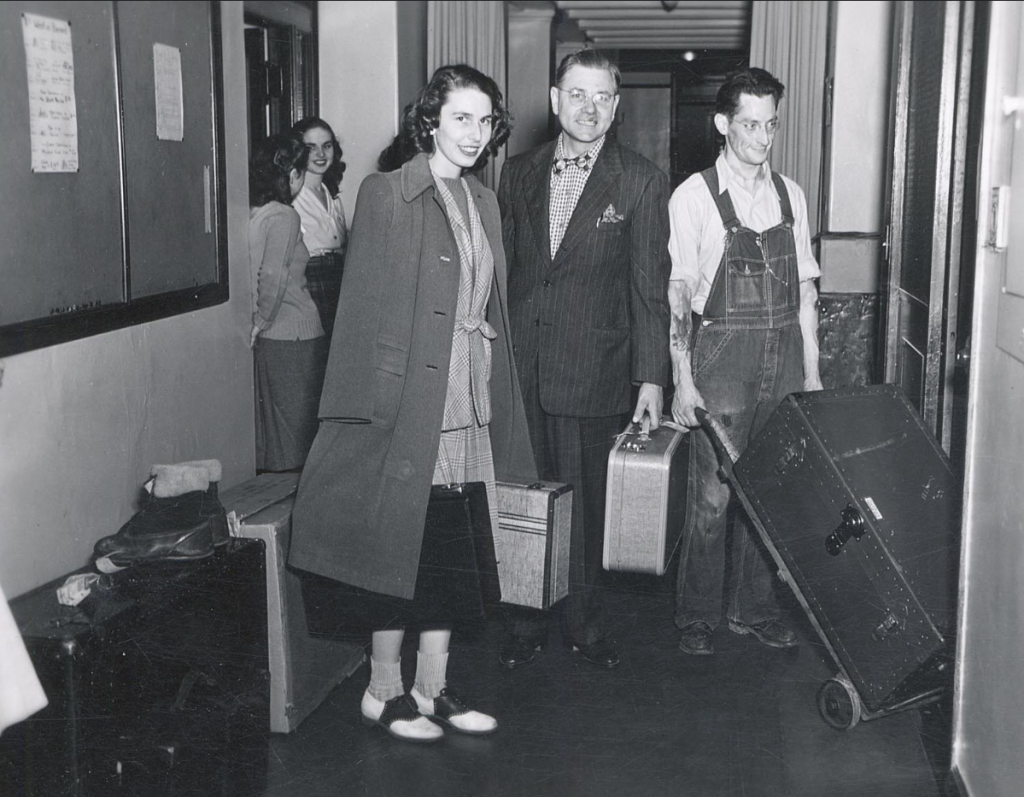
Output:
top-left (22, 12), bottom-right (79, 173)
top-left (153, 43), bottom-right (183, 141)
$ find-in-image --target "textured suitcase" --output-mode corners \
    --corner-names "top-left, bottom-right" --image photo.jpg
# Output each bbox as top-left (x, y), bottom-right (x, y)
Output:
top-left (494, 480), bottom-right (572, 609)
top-left (603, 421), bottom-right (689, 575)
top-left (715, 384), bottom-right (961, 728)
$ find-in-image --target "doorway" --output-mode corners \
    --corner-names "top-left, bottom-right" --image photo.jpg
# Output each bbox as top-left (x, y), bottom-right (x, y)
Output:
top-left (616, 50), bottom-right (748, 191)
top-left (882, 0), bottom-right (986, 472)
top-left (243, 1), bottom-right (318, 150)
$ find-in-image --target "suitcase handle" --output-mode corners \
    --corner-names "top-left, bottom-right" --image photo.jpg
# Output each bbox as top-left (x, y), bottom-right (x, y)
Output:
top-left (620, 417), bottom-right (684, 452)
top-left (825, 504), bottom-right (866, 555)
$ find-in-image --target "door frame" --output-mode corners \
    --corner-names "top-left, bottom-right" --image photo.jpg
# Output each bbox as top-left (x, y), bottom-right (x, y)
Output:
top-left (882, 1), bottom-right (975, 452)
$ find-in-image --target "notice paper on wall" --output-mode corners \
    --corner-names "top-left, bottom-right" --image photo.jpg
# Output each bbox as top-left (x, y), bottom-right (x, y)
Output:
top-left (153, 43), bottom-right (183, 141)
top-left (22, 12), bottom-right (79, 173)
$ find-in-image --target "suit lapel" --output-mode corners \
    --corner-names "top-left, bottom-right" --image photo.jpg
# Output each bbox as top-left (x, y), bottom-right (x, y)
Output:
top-left (553, 142), bottom-right (623, 262)
top-left (524, 141), bottom-right (556, 265)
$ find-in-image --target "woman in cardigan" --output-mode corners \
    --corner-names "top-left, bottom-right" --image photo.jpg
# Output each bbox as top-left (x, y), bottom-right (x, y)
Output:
top-left (248, 134), bottom-right (325, 472)
top-left (289, 66), bottom-right (536, 743)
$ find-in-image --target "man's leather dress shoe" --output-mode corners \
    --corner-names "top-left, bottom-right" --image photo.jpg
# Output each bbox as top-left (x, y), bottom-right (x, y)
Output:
top-left (499, 637), bottom-right (545, 669)
top-left (571, 638), bottom-right (620, 668)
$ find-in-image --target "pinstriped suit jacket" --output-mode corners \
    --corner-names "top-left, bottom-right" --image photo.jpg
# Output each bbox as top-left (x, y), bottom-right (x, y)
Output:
top-left (498, 138), bottom-right (672, 418)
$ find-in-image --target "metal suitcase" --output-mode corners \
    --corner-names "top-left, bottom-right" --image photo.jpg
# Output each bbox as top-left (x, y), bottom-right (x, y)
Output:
top-left (494, 480), bottom-right (572, 609)
top-left (699, 384), bottom-right (961, 730)
top-left (603, 421), bottom-right (689, 575)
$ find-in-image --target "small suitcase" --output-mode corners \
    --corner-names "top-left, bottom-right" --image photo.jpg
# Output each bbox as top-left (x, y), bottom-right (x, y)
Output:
top-left (698, 384), bottom-right (961, 730)
top-left (493, 480), bottom-right (572, 609)
top-left (418, 482), bottom-right (502, 615)
top-left (603, 420), bottom-right (689, 575)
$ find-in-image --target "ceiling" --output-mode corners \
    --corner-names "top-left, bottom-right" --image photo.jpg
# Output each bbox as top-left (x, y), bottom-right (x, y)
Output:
top-left (550, 0), bottom-right (751, 50)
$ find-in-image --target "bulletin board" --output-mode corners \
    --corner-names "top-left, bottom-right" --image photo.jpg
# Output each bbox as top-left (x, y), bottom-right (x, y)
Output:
top-left (0, 0), bottom-right (227, 356)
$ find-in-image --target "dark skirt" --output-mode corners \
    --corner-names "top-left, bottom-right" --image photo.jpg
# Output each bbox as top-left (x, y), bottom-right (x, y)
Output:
top-left (299, 483), bottom-right (499, 634)
top-left (254, 336), bottom-right (327, 471)
top-left (304, 252), bottom-right (345, 337)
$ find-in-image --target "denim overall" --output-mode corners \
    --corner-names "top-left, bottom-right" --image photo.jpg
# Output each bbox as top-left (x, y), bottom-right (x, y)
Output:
top-left (674, 167), bottom-right (806, 631)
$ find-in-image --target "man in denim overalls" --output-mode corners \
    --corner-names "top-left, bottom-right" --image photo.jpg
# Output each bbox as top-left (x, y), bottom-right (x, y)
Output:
top-left (667, 68), bottom-right (823, 656)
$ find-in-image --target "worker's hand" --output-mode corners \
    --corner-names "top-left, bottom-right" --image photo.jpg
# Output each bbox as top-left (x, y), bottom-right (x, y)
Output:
top-left (671, 378), bottom-right (705, 429)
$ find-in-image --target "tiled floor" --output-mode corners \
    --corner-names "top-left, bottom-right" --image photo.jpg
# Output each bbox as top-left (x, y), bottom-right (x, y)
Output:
top-left (260, 569), bottom-right (948, 797)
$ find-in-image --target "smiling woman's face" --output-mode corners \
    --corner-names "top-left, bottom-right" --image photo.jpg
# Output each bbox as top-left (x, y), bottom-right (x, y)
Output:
top-left (302, 126), bottom-right (335, 177)
top-left (427, 87), bottom-right (494, 180)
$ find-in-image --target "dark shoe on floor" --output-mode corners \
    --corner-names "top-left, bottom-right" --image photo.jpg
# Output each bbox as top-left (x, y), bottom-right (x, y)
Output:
top-left (499, 636), bottom-right (545, 669)
top-left (572, 638), bottom-right (620, 669)
top-left (728, 618), bottom-right (798, 649)
top-left (678, 621), bottom-right (715, 656)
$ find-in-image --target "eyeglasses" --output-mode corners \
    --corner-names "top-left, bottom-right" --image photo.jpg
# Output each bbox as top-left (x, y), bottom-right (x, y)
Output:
top-left (732, 118), bottom-right (780, 135)
top-left (557, 88), bottom-right (617, 108)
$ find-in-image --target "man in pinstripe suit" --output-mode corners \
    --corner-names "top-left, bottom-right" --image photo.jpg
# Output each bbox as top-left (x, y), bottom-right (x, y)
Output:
top-left (497, 49), bottom-right (672, 669)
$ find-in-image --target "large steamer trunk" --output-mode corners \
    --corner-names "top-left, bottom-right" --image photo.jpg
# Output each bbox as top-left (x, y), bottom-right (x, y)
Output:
top-left (732, 384), bottom-right (961, 719)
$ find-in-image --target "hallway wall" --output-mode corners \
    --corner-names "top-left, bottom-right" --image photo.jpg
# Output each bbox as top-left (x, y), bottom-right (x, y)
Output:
top-left (0, 2), bottom-right (255, 598)
top-left (318, 0), bottom-right (404, 227)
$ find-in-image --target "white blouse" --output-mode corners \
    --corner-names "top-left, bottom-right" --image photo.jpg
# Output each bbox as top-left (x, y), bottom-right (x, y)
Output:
top-left (293, 182), bottom-right (348, 256)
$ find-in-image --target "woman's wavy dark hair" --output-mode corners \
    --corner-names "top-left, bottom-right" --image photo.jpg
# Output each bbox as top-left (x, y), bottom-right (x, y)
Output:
top-left (291, 116), bottom-right (347, 198)
top-left (249, 134), bottom-right (308, 207)
top-left (377, 64), bottom-right (512, 173)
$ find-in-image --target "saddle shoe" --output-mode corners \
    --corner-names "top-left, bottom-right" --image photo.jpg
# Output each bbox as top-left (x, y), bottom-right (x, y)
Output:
top-left (411, 687), bottom-right (497, 735)
top-left (360, 690), bottom-right (444, 743)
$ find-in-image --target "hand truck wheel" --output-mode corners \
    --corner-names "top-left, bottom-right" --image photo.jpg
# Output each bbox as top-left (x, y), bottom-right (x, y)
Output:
top-left (816, 675), bottom-right (862, 730)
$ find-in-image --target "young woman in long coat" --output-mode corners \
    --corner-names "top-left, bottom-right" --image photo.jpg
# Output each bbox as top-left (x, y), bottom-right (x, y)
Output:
top-left (289, 65), bottom-right (536, 743)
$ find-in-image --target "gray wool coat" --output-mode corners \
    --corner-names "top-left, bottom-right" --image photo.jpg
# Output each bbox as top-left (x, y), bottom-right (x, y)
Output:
top-left (288, 153), bottom-right (538, 600)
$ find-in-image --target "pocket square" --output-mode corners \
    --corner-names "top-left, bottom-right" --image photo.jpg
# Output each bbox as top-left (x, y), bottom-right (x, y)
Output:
top-left (597, 204), bottom-right (625, 227)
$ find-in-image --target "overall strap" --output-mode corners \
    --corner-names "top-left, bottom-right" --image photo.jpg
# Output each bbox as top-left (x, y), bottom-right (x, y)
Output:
top-left (770, 172), bottom-right (795, 226)
top-left (700, 167), bottom-right (742, 231)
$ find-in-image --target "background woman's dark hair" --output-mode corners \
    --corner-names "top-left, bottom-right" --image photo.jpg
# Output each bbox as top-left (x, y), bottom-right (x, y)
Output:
top-left (249, 134), bottom-right (308, 207)
top-left (716, 68), bottom-right (785, 118)
top-left (291, 116), bottom-right (347, 197)
top-left (377, 64), bottom-right (512, 173)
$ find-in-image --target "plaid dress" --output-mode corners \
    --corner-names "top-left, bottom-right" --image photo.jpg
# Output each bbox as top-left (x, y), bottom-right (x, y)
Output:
top-left (431, 175), bottom-right (501, 539)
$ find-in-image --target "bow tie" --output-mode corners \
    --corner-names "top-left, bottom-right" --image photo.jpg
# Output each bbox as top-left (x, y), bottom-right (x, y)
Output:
top-left (552, 153), bottom-right (592, 175)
